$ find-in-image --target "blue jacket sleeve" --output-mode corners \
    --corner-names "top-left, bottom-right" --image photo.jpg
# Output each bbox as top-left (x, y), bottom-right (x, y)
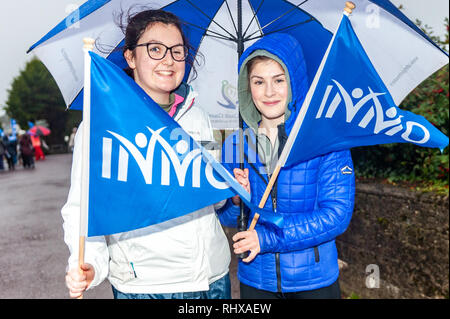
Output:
top-left (217, 198), bottom-right (240, 228)
top-left (257, 150), bottom-right (355, 253)
top-left (216, 132), bottom-right (249, 228)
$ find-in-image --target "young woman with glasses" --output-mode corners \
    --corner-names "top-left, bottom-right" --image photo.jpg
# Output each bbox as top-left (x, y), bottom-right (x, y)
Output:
top-left (62, 9), bottom-right (231, 299)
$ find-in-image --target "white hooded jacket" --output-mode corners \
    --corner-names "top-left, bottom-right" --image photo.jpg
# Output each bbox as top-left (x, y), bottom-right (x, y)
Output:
top-left (61, 86), bottom-right (231, 294)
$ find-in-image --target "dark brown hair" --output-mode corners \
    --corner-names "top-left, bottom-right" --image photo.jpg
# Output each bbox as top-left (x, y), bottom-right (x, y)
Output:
top-left (246, 55), bottom-right (274, 79)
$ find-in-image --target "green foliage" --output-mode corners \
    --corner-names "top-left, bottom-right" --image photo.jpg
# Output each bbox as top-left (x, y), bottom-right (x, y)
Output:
top-left (4, 57), bottom-right (80, 146)
top-left (346, 292), bottom-right (361, 299)
top-left (352, 19), bottom-right (449, 189)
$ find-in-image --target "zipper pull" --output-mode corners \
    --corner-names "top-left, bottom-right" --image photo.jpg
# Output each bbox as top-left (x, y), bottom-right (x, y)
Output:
top-left (130, 262), bottom-right (137, 278)
top-left (272, 197), bottom-right (277, 212)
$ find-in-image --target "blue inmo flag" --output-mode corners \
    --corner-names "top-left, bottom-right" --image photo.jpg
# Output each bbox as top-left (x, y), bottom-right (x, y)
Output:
top-left (86, 52), bottom-right (264, 236)
top-left (280, 15), bottom-right (449, 168)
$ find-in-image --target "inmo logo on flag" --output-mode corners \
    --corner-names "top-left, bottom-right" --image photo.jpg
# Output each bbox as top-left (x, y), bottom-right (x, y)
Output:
top-left (315, 80), bottom-right (430, 144)
top-left (100, 126), bottom-right (229, 190)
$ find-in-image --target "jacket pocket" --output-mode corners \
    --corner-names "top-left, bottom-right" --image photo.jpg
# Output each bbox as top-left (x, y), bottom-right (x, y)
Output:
top-left (109, 260), bottom-right (137, 284)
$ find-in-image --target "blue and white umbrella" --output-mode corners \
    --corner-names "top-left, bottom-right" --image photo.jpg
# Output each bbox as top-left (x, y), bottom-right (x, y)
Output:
top-left (28, 0), bottom-right (448, 130)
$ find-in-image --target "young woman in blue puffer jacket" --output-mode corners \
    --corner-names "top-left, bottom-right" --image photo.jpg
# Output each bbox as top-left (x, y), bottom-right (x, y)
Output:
top-left (218, 33), bottom-right (355, 299)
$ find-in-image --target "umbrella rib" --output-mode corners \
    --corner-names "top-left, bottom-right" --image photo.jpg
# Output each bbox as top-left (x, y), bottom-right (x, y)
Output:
top-left (184, 0), bottom-right (237, 41)
top-left (243, 0), bottom-right (265, 39)
top-left (224, 0), bottom-right (239, 36)
top-left (244, 0), bottom-right (311, 39)
top-left (205, 32), bottom-right (237, 42)
top-left (184, 21), bottom-right (236, 42)
top-left (244, 17), bottom-right (314, 42)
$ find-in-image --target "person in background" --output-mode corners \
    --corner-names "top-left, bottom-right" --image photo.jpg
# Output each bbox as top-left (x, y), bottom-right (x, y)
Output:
top-left (19, 132), bottom-right (35, 169)
top-left (68, 127), bottom-right (77, 153)
top-left (3, 133), bottom-right (17, 171)
top-left (0, 132), bottom-right (6, 171)
top-left (31, 134), bottom-right (45, 161)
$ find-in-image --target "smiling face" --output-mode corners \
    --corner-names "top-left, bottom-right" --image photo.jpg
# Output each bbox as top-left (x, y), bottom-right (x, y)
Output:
top-left (124, 22), bottom-right (185, 104)
top-left (248, 58), bottom-right (288, 128)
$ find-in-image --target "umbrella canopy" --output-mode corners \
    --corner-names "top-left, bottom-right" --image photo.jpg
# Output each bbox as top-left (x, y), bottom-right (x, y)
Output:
top-left (28, 0), bottom-right (448, 129)
top-left (28, 125), bottom-right (51, 136)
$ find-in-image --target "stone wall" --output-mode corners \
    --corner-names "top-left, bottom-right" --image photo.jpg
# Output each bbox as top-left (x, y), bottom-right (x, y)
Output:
top-left (336, 181), bottom-right (449, 299)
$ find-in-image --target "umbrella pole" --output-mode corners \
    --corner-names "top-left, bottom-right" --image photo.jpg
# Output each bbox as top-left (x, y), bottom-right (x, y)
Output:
top-left (236, 0), bottom-right (249, 259)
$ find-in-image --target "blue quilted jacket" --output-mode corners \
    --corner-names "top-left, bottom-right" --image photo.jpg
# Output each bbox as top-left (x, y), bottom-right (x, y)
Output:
top-left (218, 33), bottom-right (355, 293)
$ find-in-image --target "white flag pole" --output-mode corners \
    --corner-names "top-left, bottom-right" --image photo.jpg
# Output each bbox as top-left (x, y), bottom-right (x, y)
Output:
top-left (247, 2), bottom-right (356, 231)
top-left (78, 37), bottom-right (95, 299)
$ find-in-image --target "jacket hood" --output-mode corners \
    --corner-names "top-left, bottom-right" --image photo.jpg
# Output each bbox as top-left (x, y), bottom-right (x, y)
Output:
top-left (238, 33), bottom-right (309, 134)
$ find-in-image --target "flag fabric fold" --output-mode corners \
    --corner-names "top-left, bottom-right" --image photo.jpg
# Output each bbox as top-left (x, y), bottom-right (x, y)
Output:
top-left (280, 15), bottom-right (449, 168)
top-left (86, 52), bottom-right (266, 236)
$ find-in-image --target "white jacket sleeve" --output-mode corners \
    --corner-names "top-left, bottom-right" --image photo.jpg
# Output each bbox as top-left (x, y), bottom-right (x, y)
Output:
top-left (60, 122), bottom-right (110, 289)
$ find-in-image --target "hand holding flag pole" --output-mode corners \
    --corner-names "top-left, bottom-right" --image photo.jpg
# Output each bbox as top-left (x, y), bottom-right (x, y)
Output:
top-left (247, 1), bottom-right (357, 232)
top-left (77, 37), bottom-right (95, 299)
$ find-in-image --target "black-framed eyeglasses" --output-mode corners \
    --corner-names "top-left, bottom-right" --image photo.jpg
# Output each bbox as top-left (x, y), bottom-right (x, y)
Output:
top-left (133, 42), bottom-right (189, 62)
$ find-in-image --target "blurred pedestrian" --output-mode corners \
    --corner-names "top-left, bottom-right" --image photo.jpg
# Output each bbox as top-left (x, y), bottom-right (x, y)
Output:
top-left (19, 132), bottom-right (35, 169)
top-left (0, 135), bottom-right (6, 171)
top-left (3, 134), bottom-right (17, 171)
top-left (68, 127), bottom-right (77, 153)
top-left (31, 134), bottom-right (45, 161)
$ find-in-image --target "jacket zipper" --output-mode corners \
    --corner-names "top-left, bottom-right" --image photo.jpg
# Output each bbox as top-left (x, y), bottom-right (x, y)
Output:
top-left (272, 183), bottom-right (282, 293)
top-left (244, 164), bottom-right (282, 292)
top-left (314, 246), bottom-right (320, 263)
top-left (275, 253), bottom-right (281, 292)
top-left (244, 134), bottom-right (282, 292)
top-left (268, 172), bottom-right (282, 293)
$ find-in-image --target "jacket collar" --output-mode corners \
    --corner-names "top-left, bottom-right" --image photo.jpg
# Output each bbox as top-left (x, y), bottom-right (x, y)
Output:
top-left (169, 82), bottom-right (197, 120)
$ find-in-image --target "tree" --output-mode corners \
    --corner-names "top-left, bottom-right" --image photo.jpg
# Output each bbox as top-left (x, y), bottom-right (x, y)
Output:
top-left (4, 57), bottom-right (80, 146)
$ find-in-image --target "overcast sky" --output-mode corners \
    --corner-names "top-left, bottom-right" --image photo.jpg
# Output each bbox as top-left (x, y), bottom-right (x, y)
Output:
top-left (0, 0), bottom-right (448, 116)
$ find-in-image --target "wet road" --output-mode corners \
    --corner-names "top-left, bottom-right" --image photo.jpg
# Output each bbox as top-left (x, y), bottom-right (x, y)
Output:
top-left (0, 153), bottom-right (239, 299)
top-left (0, 154), bottom-right (112, 298)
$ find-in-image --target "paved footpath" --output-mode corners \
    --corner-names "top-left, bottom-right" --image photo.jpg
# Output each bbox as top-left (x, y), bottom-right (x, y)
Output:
top-left (0, 154), bottom-right (239, 299)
